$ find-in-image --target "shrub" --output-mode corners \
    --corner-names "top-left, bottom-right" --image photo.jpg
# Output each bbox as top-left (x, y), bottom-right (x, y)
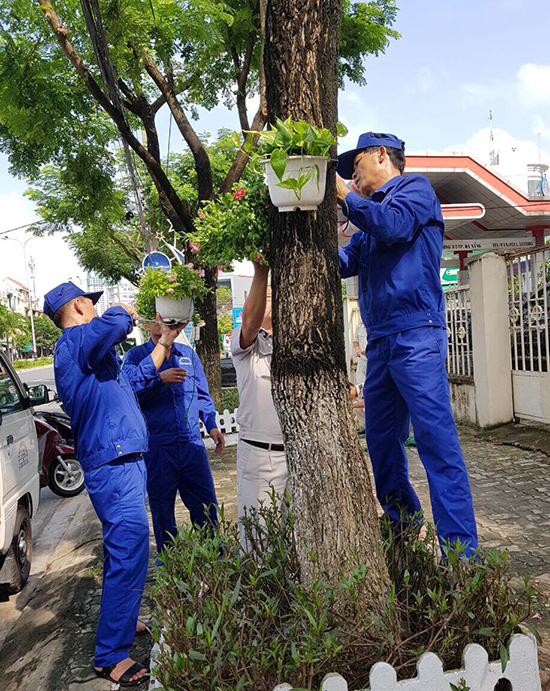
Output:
top-left (151, 501), bottom-right (538, 691)
top-left (13, 357), bottom-right (54, 370)
top-left (219, 387), bottom-right (239, 412)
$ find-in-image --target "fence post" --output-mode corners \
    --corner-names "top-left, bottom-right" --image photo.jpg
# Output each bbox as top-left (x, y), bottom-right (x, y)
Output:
top-left (469, 252), bottom-right (513, 427)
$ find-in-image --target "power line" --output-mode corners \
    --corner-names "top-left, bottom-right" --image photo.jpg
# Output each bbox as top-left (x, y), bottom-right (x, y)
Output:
top-left (0, 220), bottom-right (48, 237)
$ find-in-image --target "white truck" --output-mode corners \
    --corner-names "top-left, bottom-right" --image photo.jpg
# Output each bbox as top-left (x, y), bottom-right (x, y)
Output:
top-left (0, 349), bottom-right (40, 593)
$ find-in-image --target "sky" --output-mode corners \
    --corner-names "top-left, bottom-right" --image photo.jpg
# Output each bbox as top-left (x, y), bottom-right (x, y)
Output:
top-left (1, 0), bottom-right (549, 300)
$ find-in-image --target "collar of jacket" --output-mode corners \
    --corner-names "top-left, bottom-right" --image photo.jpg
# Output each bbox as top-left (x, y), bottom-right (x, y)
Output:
top-left (370, 174), bottom-right (403, 202)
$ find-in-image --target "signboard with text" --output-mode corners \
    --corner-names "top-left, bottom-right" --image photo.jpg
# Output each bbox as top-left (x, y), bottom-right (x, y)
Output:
top-left (443, 237), bottom-right (536, 252)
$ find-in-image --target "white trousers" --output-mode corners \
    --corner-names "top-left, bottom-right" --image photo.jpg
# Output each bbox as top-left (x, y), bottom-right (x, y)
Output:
top-left (237, 438), bottom-right (288, 549)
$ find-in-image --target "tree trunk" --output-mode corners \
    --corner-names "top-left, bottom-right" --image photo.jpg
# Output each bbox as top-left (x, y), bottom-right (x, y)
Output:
top-left (265, 0), bottom-right (390, 612)
top-left (196, 265), bottom-right (222, 410)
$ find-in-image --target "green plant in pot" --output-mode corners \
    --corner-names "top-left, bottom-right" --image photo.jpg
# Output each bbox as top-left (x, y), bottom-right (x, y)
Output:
top-left (257, 117), bottom-right (348, 212)
top-left (136, 264), bottom-right (209, 323)
top-left (190, 171), bottom-right (269, 269)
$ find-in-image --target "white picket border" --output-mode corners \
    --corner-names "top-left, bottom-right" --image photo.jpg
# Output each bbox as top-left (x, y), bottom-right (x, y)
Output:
top-left (149, 634), bottom-right (540, 691)
top-left (199, 407), bottom-right (239, 437)
top-left (274, 633), bottom-right (541, 691)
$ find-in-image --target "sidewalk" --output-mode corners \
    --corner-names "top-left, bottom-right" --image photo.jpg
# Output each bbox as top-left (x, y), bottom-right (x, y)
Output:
top-left (3, 426), bottom-right (550, 689)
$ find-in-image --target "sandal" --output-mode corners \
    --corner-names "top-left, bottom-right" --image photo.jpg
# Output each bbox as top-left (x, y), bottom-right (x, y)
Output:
top-left (94, 662), bottom-right (149, 688)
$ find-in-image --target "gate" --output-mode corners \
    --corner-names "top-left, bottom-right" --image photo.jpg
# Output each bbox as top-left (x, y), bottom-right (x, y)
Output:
top-left (445, 286), bottom-right (473, 380)
top-left (507, 246), bottom-right (550, 422)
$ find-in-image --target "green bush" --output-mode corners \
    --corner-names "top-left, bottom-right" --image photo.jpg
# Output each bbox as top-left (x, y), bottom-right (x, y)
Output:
top-left (219, 387), bottom-right (239, 412)
top-left (151, 500), bottom-right (538, 691)
top-left (13, 357), bottom-right (54, 370)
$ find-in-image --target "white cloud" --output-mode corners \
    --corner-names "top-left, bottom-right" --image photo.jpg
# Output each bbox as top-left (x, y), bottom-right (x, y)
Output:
top-left (460, 62), bottom-right (550, 110)
top-left (0, 193), bottom-right (82, 303)
top-left (517, 63), bottom-right (550, 106)
top-left (442, 127), bottom-right (550, 193)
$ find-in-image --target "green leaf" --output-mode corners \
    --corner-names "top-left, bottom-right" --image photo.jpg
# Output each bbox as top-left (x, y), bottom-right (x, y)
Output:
top-left (337, 121), bottom-right (349, 138)
top-left (312, 164), bottom-right (320, 188)
top-left (188, 651), bottom-right (207, 661)
top-left (270, 149), bottom-right (288, 181)
top-left (521, 622), bottom-right (543, 644)
top-left (499, 641), bottom-right (509, 672)
top-left (296, 172), bottom-right (312, 190)
top-left (277, 177), bottom-right (300, 191)
top-left (230, 575), bottom-right (242, 606)
top-left (304, 608), bottom-right (318, 627)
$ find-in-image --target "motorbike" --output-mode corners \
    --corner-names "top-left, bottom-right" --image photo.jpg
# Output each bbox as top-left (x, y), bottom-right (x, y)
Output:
top-left (35, 416), bottom-right (84, 498)
top-left (34, 407), bottom-right (73, 445)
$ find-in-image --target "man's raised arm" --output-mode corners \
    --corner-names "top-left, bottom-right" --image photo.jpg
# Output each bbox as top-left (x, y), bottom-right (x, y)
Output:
top-left (239, 262), bottom-right (269, 350)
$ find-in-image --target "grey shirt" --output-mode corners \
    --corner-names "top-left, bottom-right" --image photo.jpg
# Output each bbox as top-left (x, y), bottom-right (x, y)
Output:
top-left (231, 326), bottom-right (283, 444)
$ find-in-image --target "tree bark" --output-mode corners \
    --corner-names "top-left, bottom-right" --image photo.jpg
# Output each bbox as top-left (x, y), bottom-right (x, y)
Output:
top-left (265, 0), bottom-right (390, 612)
top-left (195, 265), bottom-right (222, 411)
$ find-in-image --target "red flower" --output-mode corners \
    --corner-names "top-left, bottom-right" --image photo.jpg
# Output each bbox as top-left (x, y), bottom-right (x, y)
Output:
top-left (197, 211), bottom-right (204, 218)
top-left (234, 188), bottom-right (246, 200)
top-left (189, 242), bottom-right (199, 254)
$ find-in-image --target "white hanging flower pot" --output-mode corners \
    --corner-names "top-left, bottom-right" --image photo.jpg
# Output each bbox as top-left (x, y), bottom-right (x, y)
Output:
top-left (262, 155), bottom-right (329, 212)
top-left (155, 295), bottom-right (194, 322)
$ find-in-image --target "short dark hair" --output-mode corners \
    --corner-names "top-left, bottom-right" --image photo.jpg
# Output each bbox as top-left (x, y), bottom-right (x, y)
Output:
top-left (52, 301), bottom-right (72, 329)
top-left (361, 144), bottom-right (406, 175)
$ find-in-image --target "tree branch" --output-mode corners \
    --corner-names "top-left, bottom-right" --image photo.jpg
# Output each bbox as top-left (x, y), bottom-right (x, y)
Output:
top-left (152, 93), bottom-right (166, 114)
top-left (37, 0), bottom-right (194, 235)
top-left (220, 0), bottom-right (267, 194)
top-left (117, 78), bottom-right (138, 105)
top-left (219, 105), bottom-right (267, 194)
top-left (140, 50), bottom-right (214, 202)
top-left (109, 228), bottom-right (142, 265)
top-left (234, 34), bottom-right (256, 132)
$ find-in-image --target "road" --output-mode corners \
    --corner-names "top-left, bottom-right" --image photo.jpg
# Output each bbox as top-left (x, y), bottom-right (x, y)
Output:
top-left (0, 365), bottom-right (87, 649)
top-left (18, 365), bottom-right (56, 391)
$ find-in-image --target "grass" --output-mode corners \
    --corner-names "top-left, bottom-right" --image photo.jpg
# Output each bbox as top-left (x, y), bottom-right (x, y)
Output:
top-left (13, 357), bottom-right (53, 370)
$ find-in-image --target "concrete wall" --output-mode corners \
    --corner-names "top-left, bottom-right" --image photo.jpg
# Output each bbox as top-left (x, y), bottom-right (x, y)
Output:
top-left (469, 253), bottom-right (514, 428)
top-left (449, 379), bottom-right (477, 426)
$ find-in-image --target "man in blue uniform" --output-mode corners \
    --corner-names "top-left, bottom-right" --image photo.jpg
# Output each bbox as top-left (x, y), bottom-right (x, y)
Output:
top-left (336, 132), bottom-right (478, 555)
top-left (44, 282), bottom-right (180, 688)
top-left (123, 319), bottom-right (224, 555)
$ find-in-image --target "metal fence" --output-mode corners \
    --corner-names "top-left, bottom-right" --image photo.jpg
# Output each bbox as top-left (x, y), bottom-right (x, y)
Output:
top-left (445, 286), bottom-right (473, 378)
top-left (507, 246), bottom-right (550, 373)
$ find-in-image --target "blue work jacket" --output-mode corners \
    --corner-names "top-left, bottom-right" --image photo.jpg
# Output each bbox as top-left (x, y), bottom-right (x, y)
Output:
top-left (339, 174), bottom-right (446, 340)
top-left (54, 307), bottom-right (148, 472)
top-left (123, 339), bottom-right (217, 445)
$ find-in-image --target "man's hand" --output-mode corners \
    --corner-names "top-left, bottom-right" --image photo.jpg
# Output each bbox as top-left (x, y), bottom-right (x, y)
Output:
top-left (160, 368), bottom-right (188, 385)
top-left (112, 303), bottom-right (139, 321)
top-left (336, 174), bottom-right (351, 205)
top-left (158, 313), bottom-right (185, 347)
top-left (209, 428), bottom-right (225, 453)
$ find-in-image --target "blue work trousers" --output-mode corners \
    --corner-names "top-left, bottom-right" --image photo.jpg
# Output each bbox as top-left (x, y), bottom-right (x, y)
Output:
top-left (145, 440), bottom-right (218, 553)
top-left (84, 455), bottom-right (149, 667)
top-left (364, 326), bottom-right (478, 554)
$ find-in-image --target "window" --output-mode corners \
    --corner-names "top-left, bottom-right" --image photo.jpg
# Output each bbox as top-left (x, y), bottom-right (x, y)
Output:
top-left (0, 361), bottom-right (24, 416)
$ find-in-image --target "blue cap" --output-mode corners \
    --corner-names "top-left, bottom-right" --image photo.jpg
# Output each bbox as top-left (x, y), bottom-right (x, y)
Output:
top-left (43, 281), bottom-right (103, 321)
top-left (337, 132), bottom-right (405, 179)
